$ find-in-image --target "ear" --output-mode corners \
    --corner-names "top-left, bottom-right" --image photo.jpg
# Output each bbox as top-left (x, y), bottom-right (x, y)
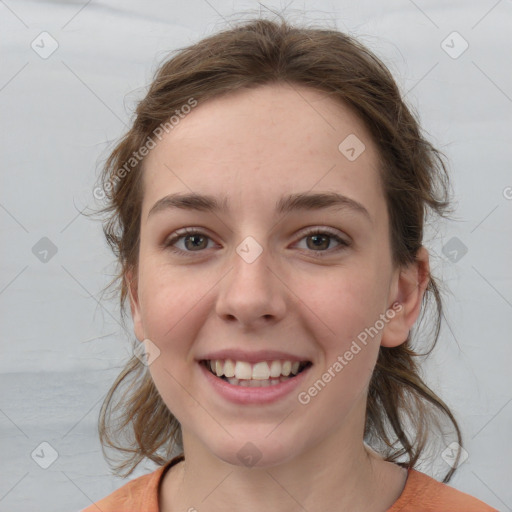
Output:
top-left (381, 246), bottom-right (430, 348)
top-left (126, 268), bottom-right (144, 342)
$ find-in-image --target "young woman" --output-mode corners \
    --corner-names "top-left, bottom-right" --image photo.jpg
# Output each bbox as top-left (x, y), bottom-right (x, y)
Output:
top-left (82, 17), bottom-right (497, 512)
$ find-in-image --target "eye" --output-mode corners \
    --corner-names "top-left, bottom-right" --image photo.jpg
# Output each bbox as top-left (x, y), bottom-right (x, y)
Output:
top-left (295, 228), bottom-right (350, 256)
top-left (163, 228), bottom-right (216, 255)
top-left (163, 227), bottom-right (350, 257)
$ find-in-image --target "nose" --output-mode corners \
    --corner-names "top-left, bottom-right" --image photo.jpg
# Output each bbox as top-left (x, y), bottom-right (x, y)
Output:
top-left (215, 241), bottom-right (287, 330)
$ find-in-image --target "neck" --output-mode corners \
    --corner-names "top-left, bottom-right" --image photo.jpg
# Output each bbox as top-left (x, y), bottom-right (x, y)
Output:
top-left (160, 417), bottom-right (407, 511)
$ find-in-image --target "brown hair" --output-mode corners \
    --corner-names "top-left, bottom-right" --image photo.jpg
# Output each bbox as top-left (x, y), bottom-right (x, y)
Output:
top-left (93, 16), bottom-right (463, 481)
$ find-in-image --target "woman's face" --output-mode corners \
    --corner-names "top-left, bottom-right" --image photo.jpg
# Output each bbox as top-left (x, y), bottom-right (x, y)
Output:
top-left (128, 83), bottom-right (413, 467)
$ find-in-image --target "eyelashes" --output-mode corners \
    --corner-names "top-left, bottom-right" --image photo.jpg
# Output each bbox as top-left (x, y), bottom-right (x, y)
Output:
top-left (163, 228), bottom-right (216, 254)
top-left (162, 227), bottom-right (351, 258)
top-left (293, 228), bottom-right (350, 255)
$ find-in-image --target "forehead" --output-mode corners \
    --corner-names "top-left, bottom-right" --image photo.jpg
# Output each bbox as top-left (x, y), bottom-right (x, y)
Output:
top-left (141, 83), bottom-right (385, 222)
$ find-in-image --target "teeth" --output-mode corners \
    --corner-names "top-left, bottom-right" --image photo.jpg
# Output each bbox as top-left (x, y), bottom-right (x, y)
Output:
top-left (252, 362), bottom-right (270, 380)
top-left (234, 361), bottom-right (252, 380)
top-left (269, 360), bottom-right (281, 378)
top-left (225, 376), bottom-right (291, 386)
top-left (206, 359), bottom-right (308, 380)
top-left (223, 359), bottom-right (235, 378)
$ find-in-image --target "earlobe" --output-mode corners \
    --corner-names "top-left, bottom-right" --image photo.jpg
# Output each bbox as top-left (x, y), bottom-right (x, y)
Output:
top-left (125, 269), bottom-right (144, 342)
top-left (381, 247), bottom-right (430, 348)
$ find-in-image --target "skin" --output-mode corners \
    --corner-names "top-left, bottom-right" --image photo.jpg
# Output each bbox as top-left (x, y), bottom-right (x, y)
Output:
top-left (127, 83), bottom-right (430, 511)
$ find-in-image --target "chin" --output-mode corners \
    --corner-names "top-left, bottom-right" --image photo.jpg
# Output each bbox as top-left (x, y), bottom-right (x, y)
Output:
top-left (208, 436), bottom-right (298, 469)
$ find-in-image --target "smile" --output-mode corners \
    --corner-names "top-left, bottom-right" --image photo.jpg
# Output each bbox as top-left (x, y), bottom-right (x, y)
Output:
top-left (200, 359), bottom-right (312, 387)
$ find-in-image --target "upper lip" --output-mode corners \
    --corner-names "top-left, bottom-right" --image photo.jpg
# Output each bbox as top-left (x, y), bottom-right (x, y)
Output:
top-left (198, 349), bottom-right (312, 364)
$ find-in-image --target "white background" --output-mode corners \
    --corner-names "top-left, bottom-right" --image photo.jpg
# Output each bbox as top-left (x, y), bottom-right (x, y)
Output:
top-left (0, 1), bottom-right (511, 510)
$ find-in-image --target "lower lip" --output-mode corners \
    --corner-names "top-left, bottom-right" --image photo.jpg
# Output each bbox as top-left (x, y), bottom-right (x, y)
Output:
top-left (198, 362), bottom-right (312, 405)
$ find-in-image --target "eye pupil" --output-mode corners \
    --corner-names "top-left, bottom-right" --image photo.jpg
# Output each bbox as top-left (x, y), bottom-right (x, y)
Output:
top-left (185, 235), bottom-right (207, 250)
top-left (308, 234), bottom-right (329, 250)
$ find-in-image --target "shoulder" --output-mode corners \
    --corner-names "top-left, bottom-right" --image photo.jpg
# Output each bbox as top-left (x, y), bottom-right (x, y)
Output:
top-left (79, 459), bottom-right (177, 512)
top-left (388, 468), bottom-right (498, 512)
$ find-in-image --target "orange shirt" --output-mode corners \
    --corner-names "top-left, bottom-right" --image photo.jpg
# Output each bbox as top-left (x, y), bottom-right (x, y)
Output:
top-left (81, 454), bottom-right (497, 511)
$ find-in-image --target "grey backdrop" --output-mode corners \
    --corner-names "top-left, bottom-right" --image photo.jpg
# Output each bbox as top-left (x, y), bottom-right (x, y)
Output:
top-left (1, 1), bottom-right (511, 511)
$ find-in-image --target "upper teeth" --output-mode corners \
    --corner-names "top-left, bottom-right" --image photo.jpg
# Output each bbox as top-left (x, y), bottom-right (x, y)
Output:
top-left (208, 360), bottom-right (304, 380)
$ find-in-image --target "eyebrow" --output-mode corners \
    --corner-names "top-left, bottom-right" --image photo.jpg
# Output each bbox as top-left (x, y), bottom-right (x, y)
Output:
top-left (147, 191), bottom-right (371, 222)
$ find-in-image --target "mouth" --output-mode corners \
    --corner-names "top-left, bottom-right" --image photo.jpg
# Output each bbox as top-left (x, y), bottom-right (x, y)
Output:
top-left (199, 359), bottom-right (313, 387)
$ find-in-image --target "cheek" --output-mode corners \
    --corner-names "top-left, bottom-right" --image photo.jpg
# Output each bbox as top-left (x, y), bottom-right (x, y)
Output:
top-left (138, 267), bottom-right (207, 423)
top-left (296, 265), bottom-right (388, 351)
top-left (138, 264), bottom-right (205, 351)
top-left (293, 272), bottom-right (384, 416)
